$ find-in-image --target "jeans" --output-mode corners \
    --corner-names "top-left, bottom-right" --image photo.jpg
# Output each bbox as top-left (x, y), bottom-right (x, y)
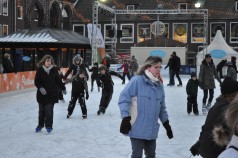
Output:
top-left (38, 103), bottom-right (54, 128)
top-left (130, 138), bottom-right (156, 158)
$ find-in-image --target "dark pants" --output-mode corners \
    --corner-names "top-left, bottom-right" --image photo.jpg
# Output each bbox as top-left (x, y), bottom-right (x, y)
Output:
top-left (122, 72), bottom-right (130, 83)
top-left (91, 76), bottom-right (99, 88)
top-left (203, 89), bottom-right (214, 104)
top-left (168, 69), bottom-right (175, 85)
top-left (58, 89), bottom-right (64, 100)
top-left (68, 92), bottom-right (87, 116)
top-left (130, 138), bottom-right (156, 158)
top-left (187, 95), bottom-right (199, 114)
top-left (99, 88), bottom-right (113, 110)
top-left (171, 70), bottom-right (182, 85)
top-left (38, 103), bottom-right (54, 128)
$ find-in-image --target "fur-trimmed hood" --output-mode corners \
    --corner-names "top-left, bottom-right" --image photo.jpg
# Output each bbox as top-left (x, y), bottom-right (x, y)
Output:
top-left (73, 54), bottom-right (82, 65)
top-left (213, 124), bottom-right (232, 147)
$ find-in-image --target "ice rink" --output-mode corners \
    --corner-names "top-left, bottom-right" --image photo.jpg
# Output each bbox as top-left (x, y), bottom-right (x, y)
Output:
top-left (0, 72), bottom-right (222, 158)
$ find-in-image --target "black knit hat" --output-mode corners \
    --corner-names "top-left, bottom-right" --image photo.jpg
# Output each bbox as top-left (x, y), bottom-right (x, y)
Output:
top-left (190, 72), bottom-right (197, 78)
top-left (205, 54), bottom-right (211, 58)
top-left (221, 77), bottom-right (238, 95)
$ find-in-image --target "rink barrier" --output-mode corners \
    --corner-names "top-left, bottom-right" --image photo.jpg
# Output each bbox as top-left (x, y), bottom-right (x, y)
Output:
top-left (0, 68), bottom-right (69, 94)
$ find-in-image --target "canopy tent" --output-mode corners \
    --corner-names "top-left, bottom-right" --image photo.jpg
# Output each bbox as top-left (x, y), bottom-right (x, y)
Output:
top-left (0, 28), bottom-right (91, 49)
top-left (196, 30), bottom-right (238, 66)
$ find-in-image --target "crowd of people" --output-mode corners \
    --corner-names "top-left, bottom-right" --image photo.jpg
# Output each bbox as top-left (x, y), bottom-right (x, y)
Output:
top-left (2, 51), bottom-right (237, 157)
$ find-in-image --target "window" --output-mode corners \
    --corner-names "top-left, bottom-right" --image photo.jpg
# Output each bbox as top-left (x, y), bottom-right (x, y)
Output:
top-left (137, 23), bottom-right (151, 42)
top-left (230, 22), bottom-right (238, 43)
top-left (210, 22), bottom-right (226, 42)
top-left (0, 24), bottom-right (2, 37)
top-left (3, 25), bottom-right (8, 36)
top-left (2, 0), bottom-right (8, 16)
top-left (17, 6), bottom-right (23, 19)
top-left (120, 24), bottom-right (134, 43)
top-left (179, 3), bottom-right (187, 10)
top-left (127, 5), bottom-right (134, 10)
top-left (73, 24), bottom-right (85, 36)
top-left (104, 24), bottom-right (117, 43)
top-left (236, 2), bottom-right (238, 11)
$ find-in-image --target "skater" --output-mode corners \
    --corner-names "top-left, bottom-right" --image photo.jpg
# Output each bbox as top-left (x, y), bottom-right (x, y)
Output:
top-left (170, 51), bottom-right (182, 86)
top-left (64, 54), bottom-right (89, 81)
top-left (2, 53), bottom-right (14, 73)
top-left (66, 69), bottom-right (89, 119)
top-left (199, 54), bottom-right (221, 114)
top-left (190, 77), bottom-right (238, 158)
top-left (213, 97), bottom-right (238, 158)
top-left (57, 67), bottom-right (65, 103)
top-left (186, 72), bottom-right (199, 115)
top-left (118, 60), bottom-right (130, 84)
top-left (165, 54), bottom-right (174, 86)
top-left (101, 57), bottom-right (110, 70)
top-left (231, 56), bottom-right (238, 73)
top-left (34, 55), bottom-right (67, 133)
top-left (97, 65), bottom-right (122, 115)
top-left (118, 56), bottom-right (173, 158)
top-left (216, 59), bottom-right (227, 79)
top-left (130, 55), bottom-right (139, 78)
top-left (226, 61), bottom-right (237, 80)
top-left (88, 62), bottom-right (100, 92)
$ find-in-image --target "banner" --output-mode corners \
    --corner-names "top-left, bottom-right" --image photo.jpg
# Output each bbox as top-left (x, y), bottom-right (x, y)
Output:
top-left (87, 23), bottom-right (105, 48)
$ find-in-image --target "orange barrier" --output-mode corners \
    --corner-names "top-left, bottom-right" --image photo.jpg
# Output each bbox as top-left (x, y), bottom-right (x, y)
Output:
top-left (0, 68), bottom-right (69, 94)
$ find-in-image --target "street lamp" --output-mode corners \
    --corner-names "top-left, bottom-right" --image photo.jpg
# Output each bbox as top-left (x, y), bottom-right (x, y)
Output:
top-left (195, 2), bottom-right (201, 8)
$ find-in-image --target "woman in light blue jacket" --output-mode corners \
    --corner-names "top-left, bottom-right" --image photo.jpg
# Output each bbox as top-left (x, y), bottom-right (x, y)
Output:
top-left (118, 56), bottom-right (173, 158)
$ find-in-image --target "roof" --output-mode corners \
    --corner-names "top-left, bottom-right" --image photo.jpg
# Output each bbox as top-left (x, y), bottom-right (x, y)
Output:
top-left (0, 28), bottom-right (91, 48)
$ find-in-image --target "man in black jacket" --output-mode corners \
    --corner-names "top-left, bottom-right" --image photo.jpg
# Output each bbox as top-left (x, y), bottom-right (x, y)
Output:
top-left (170, 51), bottom-right (182, 86)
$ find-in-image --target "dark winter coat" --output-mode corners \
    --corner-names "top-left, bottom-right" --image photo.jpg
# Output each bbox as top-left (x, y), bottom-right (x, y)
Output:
top-left (71, 76), bottom-right (88, 94)
top-left (35, 67), bottom-right (66, 105)
top-left (130, 59), bottom-right (139, 73)
top-left (170, 55), bottom-right (181, 72)
top-left (89, 66), bottom-right (99, 79)
top-left (97, 72), bottom-right (114, 91)
top-left (199, 60), bottom-right (221, 89)
top-left (217, 60), bottom-right (227, 71)
top-left (2, 58), bottom-right (14, 73)
top-left (64, 63), bottom-right (89, 80)
top-left (198, 96), bottom-right (228, 158)
top-left (165, 58), bottom-right (172, 70)
top-left (227, 67), bottom-right (237, 80)
top-left (186, 79), bottom-right (199, 96)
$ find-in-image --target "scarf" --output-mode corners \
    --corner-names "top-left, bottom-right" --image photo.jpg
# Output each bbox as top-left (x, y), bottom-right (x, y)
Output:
top-left (43, 65), bottom-right (53, 74)
top-left (145, 69), bottom-right (159, 83)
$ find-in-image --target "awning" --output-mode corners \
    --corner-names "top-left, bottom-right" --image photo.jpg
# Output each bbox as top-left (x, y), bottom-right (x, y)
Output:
top-left (0, 28), bottom-right (91, 49)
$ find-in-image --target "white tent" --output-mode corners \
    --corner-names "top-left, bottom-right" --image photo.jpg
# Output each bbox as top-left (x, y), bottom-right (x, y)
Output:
top-left (196, 30), bottom-right (238, 66)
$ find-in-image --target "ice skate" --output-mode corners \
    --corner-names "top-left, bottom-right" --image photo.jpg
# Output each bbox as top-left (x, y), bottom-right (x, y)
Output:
top-left (67, 114), bottom-right (71, 119)
top-left (91, 87), bottom-right (93, 92)
top-left (98, 87), bottom-right (100, 92)
top-left (35, 126), bottom-right (43, 133)
top-left (177, 84), bottom-right (183, 87)
top-left (206, 102), bottom-right (212, 111)
top-left (202, 106), bottom-right (208, 115)
top-left (82, 114), bottom-right (87, 119)
top-left (46, 127), bottom-right (53, 133)
top-left (97, 109), bottom-right (102, 115)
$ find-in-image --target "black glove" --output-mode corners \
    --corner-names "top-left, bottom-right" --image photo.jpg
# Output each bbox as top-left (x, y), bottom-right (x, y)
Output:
top-left (62, 89), bottom-right (67, 95)
top-left (163, 120), bottom-right (173, 139)
top-left (86, 92), bottom-right (89, 100)
top-left (190, 141), bottom-right (200, 156)
top-left (198, 82), bottom-right (204, 89)
top-left (120, 116), bottom-right (131, 134)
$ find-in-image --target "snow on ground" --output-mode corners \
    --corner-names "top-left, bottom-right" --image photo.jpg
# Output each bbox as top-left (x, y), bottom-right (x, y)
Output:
top-left (0, 72), bottom-right (222, 158)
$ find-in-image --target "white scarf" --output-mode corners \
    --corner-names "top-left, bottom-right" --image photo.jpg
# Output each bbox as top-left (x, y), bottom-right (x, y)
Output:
top-left (43, 65), bottom-right (53, 74)
top-left (145, 69), bottom-right (159, 83)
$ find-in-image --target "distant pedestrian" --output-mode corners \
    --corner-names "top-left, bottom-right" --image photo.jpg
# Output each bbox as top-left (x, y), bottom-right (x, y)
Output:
top-left (118, 60), bottom-right (130, 84)
top-left (165, 54), bottom-right (173, 86)
top-left (88, 62), bottom-right (100, 92)
top-left (186, 72), bottom-right (199, 115)
top-left (34, 55), bottom-right (66, 133)
top-left (199, 54), bottom-right (221, 114)
top-left (170, 51), bottom-right (182, 87)
top-left (216, 59), bottom-right (227, 79)
top-left (226, 62), bottom-right (237, 80)
top-left (2, 53), bottom-right (14, 73)
top-left (231, 56), bottom-right (238, 73)
top-left (130, 55), bottom-right (139, 78)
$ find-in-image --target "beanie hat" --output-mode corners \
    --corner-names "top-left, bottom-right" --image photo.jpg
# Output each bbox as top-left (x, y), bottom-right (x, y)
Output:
top-left (190, 72), bottom-right (197, 78)
top-left (221, 77), bottom-right (238, 95)
top-left (172, 51), bottom-right (176, 55)
top-left (205, 54), bottom-right (211, 58)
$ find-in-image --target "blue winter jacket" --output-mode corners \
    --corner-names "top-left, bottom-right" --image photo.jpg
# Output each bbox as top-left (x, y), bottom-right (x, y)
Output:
top-left (118, 75), bottom-right (169, 140)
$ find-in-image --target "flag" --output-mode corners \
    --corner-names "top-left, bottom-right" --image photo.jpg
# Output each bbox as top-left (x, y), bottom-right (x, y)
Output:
top-left (87, 23), bottom-right (105, 48)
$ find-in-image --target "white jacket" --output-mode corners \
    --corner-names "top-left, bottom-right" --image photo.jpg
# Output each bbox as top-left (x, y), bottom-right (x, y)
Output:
top-left (218, 135), bottom-right (238, 158)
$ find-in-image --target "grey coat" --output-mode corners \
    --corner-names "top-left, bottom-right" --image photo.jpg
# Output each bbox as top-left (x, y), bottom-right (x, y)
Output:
top-left (199, 60), bottom-right (221, 89)
top-left (227, 67), bottom-right (237, 80)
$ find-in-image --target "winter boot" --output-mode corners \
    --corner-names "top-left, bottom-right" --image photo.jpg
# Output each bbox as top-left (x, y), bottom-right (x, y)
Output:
top-left (97, 109), bottom-right (102, 115)
top-left (91, 87), bottom-right (93, 92)
top-left (202, 103), bottom-right (208, 115)
top-left (177, 84), bottom-right (182, 87)
top-left (206, 102), bottom-right (212, 111)
top-left (35, 126), bottom-right (43, 133)
top-left (98, 87), bottom-right (100, 92)
top-left (82, 114), bottom-right (87, 119)
top-left (101, 108), bottom-right (106, 114)
top-left (46, 127), bottom-right (53, 133)
top-left (67, 114), bottom-right (71, 119)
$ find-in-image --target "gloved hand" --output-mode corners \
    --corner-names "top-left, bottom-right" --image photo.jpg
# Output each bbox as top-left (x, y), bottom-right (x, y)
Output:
top-left (190, 141), bottom-right (200, 156)
top-left (163, 120), bottom-right (173, 139)
top-left (86, 92), bottom-right (89, 100)
top-left (198, 82), bottom-right (204, 89)
top-left (63, 89), bottom-right (67, 95)
top-left (39, 87), bottom-right (47, 95)
top-left (120, 116), bottom-right (131, 134)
